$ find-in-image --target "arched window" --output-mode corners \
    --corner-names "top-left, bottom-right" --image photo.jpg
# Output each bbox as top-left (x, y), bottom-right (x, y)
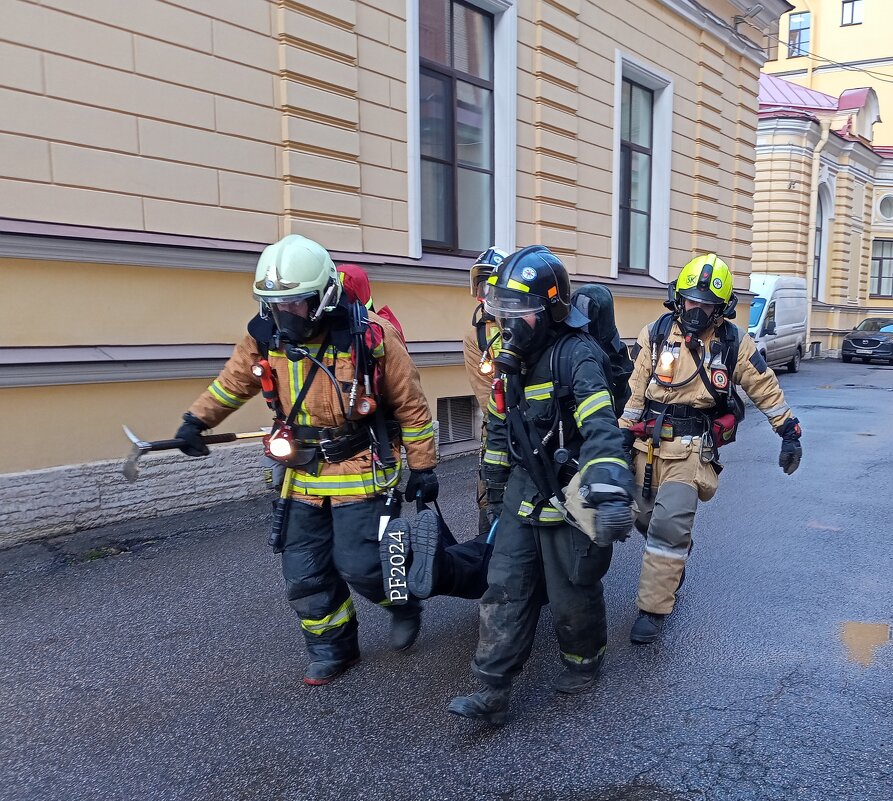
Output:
top-left (813, 193), bottom-right (824, 299)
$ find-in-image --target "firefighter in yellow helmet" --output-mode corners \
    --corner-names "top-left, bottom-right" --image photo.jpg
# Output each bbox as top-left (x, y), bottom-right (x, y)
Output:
top-left (620, 254), bottom-right (803, 644)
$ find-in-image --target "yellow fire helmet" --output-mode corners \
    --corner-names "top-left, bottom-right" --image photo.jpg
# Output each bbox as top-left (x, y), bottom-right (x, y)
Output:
top-left (673, 253), bottom-right (736, 315)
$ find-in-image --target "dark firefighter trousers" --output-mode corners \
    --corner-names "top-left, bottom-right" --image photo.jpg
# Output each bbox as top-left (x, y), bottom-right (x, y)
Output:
top-left (281, 495), bottom-right (421, 663)
top-left (472, 476), bottom-right (613, 687)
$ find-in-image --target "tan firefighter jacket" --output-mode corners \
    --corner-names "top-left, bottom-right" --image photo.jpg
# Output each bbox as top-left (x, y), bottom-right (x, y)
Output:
top-left (463, 319), bottom-right (502, 413)
top-left (188, 310), bottom-right (436, 506)
top-left (619, 318), bottom-right (794, 433)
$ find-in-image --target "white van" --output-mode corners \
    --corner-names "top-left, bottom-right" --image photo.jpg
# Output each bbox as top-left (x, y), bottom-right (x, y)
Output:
top-left (747, 274), bottom-right (808, 373)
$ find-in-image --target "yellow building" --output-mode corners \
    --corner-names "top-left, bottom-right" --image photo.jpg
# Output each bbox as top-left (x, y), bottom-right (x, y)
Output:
top-left (0, 0), bottom-right (789, 542)
top-left (754, 0), bottom-right (893, 353)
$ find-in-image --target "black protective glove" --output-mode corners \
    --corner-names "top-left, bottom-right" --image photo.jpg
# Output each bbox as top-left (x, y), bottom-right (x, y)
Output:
top-left (175, 412), bottom-right (210, 457)
top-left (592, 499), bottom-right (634, 548)
top-left (484, 471), bottom-right (508, 524)
top-left (406, 469), bottom-right (439, 503)
top-left (777, 417), bottom-right (802, 475)
top-left (621, 428), bottom-right (636, 471)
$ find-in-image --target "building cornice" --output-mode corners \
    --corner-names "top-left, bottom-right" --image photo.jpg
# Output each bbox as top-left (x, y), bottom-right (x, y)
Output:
top-left (655, 0), bottom-right (788, 66)
top-left (0, 218), bottom-right (673, 298)
top-left (0, 342), bottom-right (466, 388)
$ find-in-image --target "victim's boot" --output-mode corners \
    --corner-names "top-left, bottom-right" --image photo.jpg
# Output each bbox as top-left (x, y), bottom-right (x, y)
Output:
top-left (407, 510), bottom-right (441, 600)
top-left (447, 684), bottom-right (511, 725)
top-left (390, 607), bottom-right (422, 651)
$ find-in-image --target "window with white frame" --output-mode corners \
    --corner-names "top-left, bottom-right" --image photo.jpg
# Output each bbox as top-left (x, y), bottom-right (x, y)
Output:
top-left (410, 0), bottom-right (516, 259)
top-left (788, 12), bottom-right (810, 57)
top-left (841, 0), bottom-right (863, 26)
top-left (613, 55), bottom-right (672, 282)
top-left (419, 0), bottom-right (494, 254)
top-left (813, 192), bottom-right (824, 299)
top-left (870, 240), bottom-right (893, 297)
top-left (619, 78), bottom-right (653, 273)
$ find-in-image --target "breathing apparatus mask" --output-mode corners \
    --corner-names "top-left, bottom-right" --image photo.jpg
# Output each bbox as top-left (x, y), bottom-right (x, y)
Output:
top-left (485, 287), bottom-right (550, 374)
top-left (262, 282), bottom-right (338, 358)
top-left (678, 304), bottom-right (716, 340)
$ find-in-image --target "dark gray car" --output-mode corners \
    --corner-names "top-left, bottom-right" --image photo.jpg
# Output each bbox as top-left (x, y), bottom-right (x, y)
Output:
top-left (841, 317), bottom-right (893, 364)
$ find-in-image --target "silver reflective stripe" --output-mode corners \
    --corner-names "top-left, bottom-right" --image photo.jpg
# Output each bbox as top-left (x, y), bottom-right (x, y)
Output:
top-left (622, 407), bottom-right (644, 422)
top-left (762, 403), bottom-right (790, 418)
top-left (644, 543), bottom-right (690, 561)
top-left (584, 483), bottom-right (627, 496)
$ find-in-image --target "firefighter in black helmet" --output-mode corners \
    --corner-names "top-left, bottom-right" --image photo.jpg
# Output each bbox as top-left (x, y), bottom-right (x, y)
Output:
top-left (448, 245), bottom-right (635, 725)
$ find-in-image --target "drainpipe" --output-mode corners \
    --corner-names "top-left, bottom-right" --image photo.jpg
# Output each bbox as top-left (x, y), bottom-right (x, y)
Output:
top-left (803, 117), bottom-right (831, 350)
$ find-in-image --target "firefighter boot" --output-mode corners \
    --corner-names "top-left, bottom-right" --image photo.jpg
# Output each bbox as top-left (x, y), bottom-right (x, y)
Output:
top-left (553, 652), bottom-right (605, 695)
top-left (630, 611), bottom-right (666, 645)
top-left (447, 684), bottom-right (511, 726)
top-left (390, 608), bottom-right (422, 651)
top-left (303, 656), bottom-right (360, 686)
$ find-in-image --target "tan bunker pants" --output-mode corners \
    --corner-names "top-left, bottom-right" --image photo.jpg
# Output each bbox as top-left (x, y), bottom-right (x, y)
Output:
top-left (631, 436), bottom-right (719, 615)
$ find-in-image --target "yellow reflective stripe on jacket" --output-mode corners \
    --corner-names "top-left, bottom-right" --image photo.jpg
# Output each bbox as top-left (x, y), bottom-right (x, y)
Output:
top-left (580, 457), bottom-right (630, 473)
top-left (301, 597), bottom-right (356, 635)
top-left (486, 396), bottom-right (506, 420)
top-left (483, 449), bottom-right (509, 467)
top-left (518, 500), bottom-right (564, 523)
top-left (208, 379), bottom-right (246, 410)
top-left (574, 391), bottom-right (612, 427)
top-left (290, 466), bottom-right (400, 496)
top-left (402, 423), bottom-right (434, 443)
top-left (525, 382), bottom-right (553, 402)
top-left (288, 358), bottom-right (312, 426)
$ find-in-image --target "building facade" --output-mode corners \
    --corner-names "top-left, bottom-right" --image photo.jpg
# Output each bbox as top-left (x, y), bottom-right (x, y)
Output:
top-left (0, 0), bottom-right (788, 541)
top-left (756, 0), bottom-right (893, 353)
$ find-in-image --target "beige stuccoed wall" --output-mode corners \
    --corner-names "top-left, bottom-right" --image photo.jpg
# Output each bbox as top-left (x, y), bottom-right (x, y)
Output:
top-left (752, 125), bottom-right (815, 276)
top-left (1, 259), bottom-right (259, 347)
top-left (0, 365), bottom-right (464, 474)
top-left (0, 0), bottom-right (282, 242)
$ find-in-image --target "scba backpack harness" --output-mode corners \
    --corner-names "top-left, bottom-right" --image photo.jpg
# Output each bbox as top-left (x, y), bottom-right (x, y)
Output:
top-left (250, 296), bottom-right (402, 553)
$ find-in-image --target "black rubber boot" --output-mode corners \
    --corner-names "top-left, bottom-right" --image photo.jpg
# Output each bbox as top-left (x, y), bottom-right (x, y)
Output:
top-left (447, 685), bottom-right (511, 725)
top-left (553, 652), bottom-right (604, 695)
top-left (630, 611), bottom-right (665, 645)
top-left (407, 511), bottom-right (440, 600)
top-left (390, 609), bottom-right (422, 651)
top-left (302, 656), bottom-right (360, 686)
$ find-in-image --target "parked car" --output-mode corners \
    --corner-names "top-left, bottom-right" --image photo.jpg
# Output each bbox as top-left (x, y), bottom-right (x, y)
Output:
top-left (841, 318), bottom-right (893, 365)
top-left (748, 274), bottom-right (808, 372)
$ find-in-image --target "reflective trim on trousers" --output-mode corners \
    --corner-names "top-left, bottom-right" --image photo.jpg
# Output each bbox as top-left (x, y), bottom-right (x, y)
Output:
top-left (300, 597), bottom-right (356, 635)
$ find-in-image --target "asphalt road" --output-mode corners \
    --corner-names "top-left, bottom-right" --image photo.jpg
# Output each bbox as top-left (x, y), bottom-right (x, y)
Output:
top-left (1, 359), bottom-right (891, 801)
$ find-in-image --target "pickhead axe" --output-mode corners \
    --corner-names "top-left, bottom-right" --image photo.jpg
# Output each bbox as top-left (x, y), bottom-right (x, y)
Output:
top-left (122, 424), bottom-right (267, 481)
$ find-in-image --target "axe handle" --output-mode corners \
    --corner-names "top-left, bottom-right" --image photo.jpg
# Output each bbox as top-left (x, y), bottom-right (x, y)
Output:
top-left (145, 432), bottom-right (261, 452)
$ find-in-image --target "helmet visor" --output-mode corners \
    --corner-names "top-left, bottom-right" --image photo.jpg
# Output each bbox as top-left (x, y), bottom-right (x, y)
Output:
top-left (264, 291), bottom-right (320, 333)
top-left (469, 264), bottom-right (493, 299)
top-left (677, 286), bottom-right (723, 306)
top-left (484, 286), bottom-right (546, 319)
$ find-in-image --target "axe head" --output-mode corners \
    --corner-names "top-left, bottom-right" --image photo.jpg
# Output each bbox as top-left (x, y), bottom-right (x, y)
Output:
top-left (122, 425), bottom-right (150, 482)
